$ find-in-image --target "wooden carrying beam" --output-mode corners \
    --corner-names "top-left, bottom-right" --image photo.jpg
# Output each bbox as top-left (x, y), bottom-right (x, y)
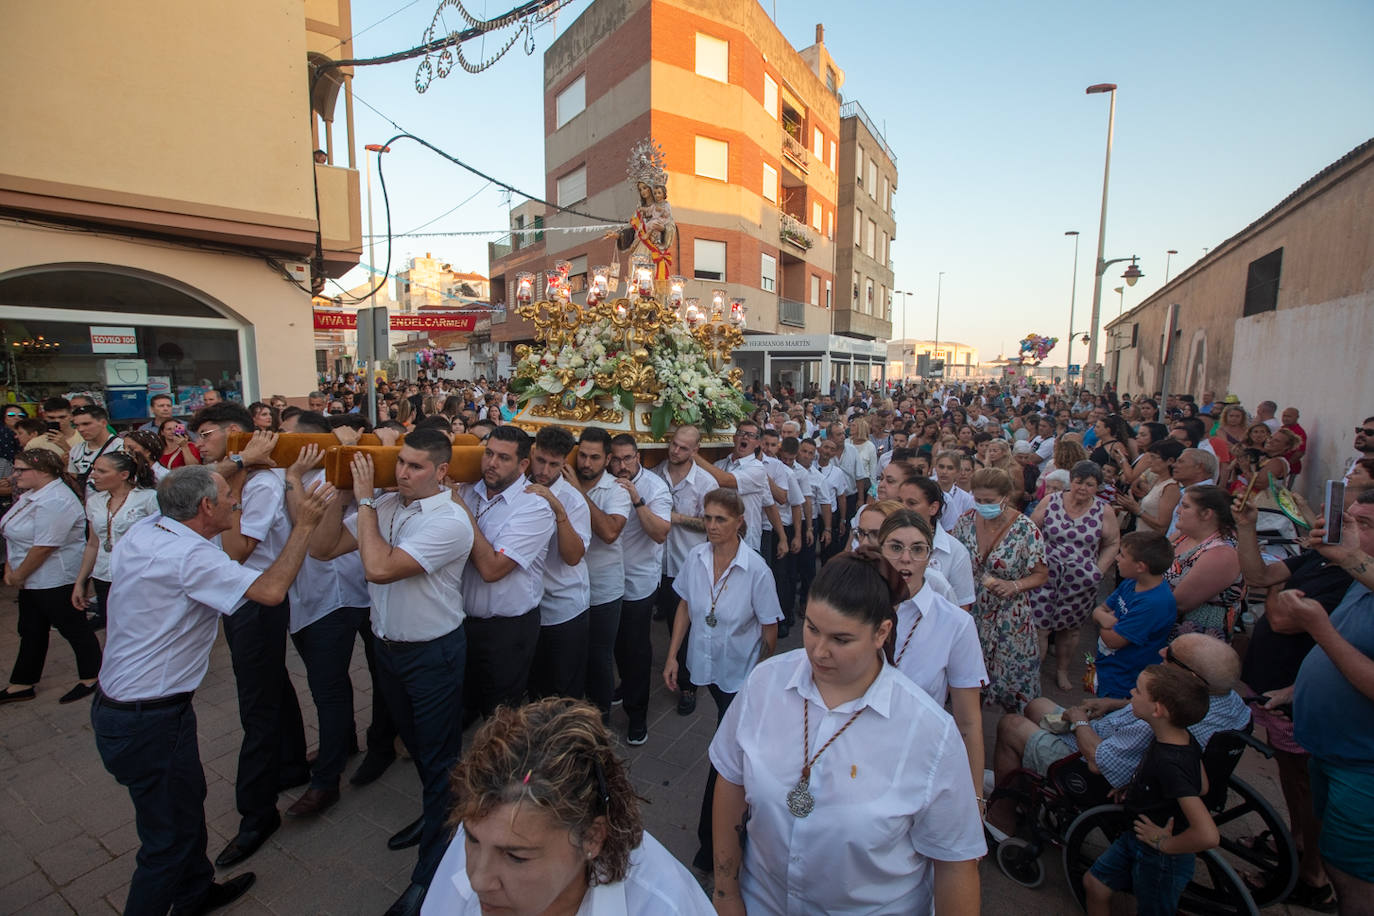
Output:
top-left (325, 445), bottom-right (484, 488)
top-left (225, 431), bottom-right (481, 472)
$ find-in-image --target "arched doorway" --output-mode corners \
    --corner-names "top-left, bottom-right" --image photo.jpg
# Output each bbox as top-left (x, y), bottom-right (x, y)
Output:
top-left (0, 264), bottom-right (255, 417)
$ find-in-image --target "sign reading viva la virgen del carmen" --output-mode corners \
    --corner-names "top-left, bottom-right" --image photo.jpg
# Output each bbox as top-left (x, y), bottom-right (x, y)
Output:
top-left (312, 309), bottom-right (478, 333)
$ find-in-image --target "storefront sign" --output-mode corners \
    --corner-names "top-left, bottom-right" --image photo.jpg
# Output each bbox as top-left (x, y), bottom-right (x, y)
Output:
top-left (733, 333), bottom-right (886, 358)
top-left (313, 309), bottom-right (478, 333)
top-left (89, 326), bottom-right (138, 353)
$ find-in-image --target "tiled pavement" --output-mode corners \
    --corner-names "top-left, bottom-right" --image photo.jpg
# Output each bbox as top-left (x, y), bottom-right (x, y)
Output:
top-left (0, 589), bottom-right (1307, 914)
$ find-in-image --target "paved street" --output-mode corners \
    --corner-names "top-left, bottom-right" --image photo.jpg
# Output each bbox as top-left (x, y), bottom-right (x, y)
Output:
top-left (0, 588), bottom-right (1306, 915)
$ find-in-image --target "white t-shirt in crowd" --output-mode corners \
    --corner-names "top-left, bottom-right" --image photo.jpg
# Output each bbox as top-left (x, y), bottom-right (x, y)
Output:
top-left (709, 650), bottom-right (986, 915)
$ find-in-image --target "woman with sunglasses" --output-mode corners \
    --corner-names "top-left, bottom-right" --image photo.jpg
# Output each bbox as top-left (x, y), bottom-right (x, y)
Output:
top-left (421, 698), bottom-right (713, 915)
top-left (0, 450), bottom-right (100, 705)
top-left (878, 509), bottom-right (988, 810)
top-left (72, 452), bottom-right (158, 630)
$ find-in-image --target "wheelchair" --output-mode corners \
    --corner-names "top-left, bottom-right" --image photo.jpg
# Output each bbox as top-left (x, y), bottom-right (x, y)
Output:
top-left (986, 728), bottom-right (1297, 914)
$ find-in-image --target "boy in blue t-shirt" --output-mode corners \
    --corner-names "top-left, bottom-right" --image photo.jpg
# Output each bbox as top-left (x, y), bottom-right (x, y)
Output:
top-left (1090, 531), bottom-right (1177, 699)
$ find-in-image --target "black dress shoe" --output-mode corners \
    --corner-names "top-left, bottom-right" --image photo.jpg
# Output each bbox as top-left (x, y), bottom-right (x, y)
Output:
top-left (676, 689), bottom-right (697, 716)
top-left (214, 818), bottom-right (279, 869)
top-left (350, 750), bottom-right (396, 786)
top-left (285, 787), bottom-right (340, 818)
top-left (0, 687), bottom-right (36, 705)
top-left (171, 873), bottom-right (256, 915)
top-left (387, 815), bottom-right (424, 851)
top-left (384, 882), bottom-right (427, 916)
top-left (59, 682), bottom-right (97, 704)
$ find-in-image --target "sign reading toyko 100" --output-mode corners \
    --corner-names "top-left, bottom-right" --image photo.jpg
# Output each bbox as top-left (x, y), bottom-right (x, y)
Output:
top-left (312, 310), bottom-right (479, 332)
top-left (505, 138), bottom-right (749, 446)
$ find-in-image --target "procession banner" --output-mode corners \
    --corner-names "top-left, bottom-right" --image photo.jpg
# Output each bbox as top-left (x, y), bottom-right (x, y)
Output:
top-left (312, 310), bottom-right (479, 333)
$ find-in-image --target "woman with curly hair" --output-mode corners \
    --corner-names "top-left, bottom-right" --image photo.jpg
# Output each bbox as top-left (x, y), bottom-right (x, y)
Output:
top-left (422, 698), bottom-right (713, 915)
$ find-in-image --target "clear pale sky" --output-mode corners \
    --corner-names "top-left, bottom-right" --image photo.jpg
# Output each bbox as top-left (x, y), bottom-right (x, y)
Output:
top-left (339, 0), bottom-right (1374, 364)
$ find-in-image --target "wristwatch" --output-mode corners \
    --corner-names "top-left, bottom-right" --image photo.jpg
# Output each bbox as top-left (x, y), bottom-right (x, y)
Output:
top-left (633, 498), bottom-right (646, 508)
top-left (357, 497), bottom-right (377, 510)
top-left (228, 453), bottom-right (244, 471)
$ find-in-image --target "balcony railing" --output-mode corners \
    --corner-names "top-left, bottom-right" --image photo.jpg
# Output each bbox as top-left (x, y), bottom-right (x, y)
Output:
top-left (778, 298), bottom-right (807, 328)
top-left (781, 130), bottom-right (809, 173)
top-left (840, 100), bottom-right (897, 164)
top-left (779, 212), bottom-right (814, 251)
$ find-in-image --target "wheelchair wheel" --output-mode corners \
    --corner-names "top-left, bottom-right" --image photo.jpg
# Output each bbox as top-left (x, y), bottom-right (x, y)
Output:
top-left (1062, 804), bottom-right (1261, 916)
top-left (1061, 804), bottom-right (1130, 911)
top-left (1209, 775), bottom-right (1298, 908)
top-left (995, 837), bottom-right (1045, 888)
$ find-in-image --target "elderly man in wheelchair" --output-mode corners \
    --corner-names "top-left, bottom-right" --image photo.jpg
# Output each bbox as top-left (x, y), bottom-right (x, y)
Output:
top-left (985, 633), bottom-right (1299, 912)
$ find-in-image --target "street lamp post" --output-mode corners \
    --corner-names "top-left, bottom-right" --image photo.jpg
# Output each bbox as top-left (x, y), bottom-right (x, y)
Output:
top-left (362, 143), bottom-right (390, 426)
top-left (933, 271), bottom-right (945, 377)
top-left (1064, 230), bottom-right (1080, 386)
top-left (1165, 249), bottom-right (1178, 283)
top-left (894, 289), bottom-right (914, 378)
top-left (1084, 83), bottom-right (1117, 390)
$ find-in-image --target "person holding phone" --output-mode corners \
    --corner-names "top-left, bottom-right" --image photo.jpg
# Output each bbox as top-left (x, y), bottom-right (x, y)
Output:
top-left (158, 418), bottom-right (200, 469)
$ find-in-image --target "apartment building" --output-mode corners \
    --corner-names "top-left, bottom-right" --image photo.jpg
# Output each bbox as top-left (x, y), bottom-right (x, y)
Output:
top-left (0, 0), bottom-right (361, 411)
top-left (836, 101), bottom-right (898, 340)
top-left (492, 0), bottom-right (896, 372)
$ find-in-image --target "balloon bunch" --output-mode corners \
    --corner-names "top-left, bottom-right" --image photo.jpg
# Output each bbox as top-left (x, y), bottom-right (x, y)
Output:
top-left (1018, 333), bottom-right (1059, 365)
top-left (416, 348), bottom-right (455, 370)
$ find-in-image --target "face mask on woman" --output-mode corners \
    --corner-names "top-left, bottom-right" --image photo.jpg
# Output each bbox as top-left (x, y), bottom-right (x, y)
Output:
top-left (975, 501), bottom-right (1004, 520)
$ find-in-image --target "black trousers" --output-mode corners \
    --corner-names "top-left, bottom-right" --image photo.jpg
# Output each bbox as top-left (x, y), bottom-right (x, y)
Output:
top-left (657, 575), bottom-right (690, 689)
top-left (357, 616), bottom-right (400, 758)
top-left (585, 598), bottom-right (622, 720)
top-left (464, 608), bottom-right (540, 721)
top-left (11, 583), bottom-right (101, 686)
top-left (696, 685), bottom-right (737, 866)
top-left (372, 626), bottom-right (466, 888)
top-left (797, 519), bottom-right (820, 617)
top-left (613, 594), bottom-right (655, 730)
top-left (290, 606), bottom-right (368, 790)
top-left (222, 598), bottom-right (307, 834)
top-left (530, 612), bottom-right (589, 700)
top-left (774, 524), bottom-right (798, 623)
top-left (92, 694), bottom-right (213, 916)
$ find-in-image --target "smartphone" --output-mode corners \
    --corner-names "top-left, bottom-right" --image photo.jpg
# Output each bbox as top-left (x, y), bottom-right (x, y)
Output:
top-left (46, 421), bottom-right (61, 433)
top-left (175, 425), bottom-right (187, 437)
top-left (1323, 480), bottom-right (1346, 543)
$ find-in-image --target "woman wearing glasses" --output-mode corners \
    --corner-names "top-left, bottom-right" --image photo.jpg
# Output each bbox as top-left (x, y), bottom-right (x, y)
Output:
top-left (878, 509), bottom-right (988, 809)
top-left (0, 450), bottom-right (100, 705)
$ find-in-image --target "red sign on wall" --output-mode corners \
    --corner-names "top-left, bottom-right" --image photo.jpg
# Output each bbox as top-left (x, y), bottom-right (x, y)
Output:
top-left (312, 310), bottom-right (478, 332)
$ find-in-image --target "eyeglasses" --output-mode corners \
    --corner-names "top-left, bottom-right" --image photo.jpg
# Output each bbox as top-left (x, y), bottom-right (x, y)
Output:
top-left (1166, 647), bottom-right (1209, 688)
top-left (856, 527), bottom-right (882, 544)
top-left (1356, 427), bottom-right (1374, 437)
top-left (881, 541), bottom-right (931, 561)
top-left (5, 412), bottom-right (22, 418)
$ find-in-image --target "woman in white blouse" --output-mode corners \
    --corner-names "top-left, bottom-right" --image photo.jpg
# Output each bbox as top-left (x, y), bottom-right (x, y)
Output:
top-left (422, 698), bottom-right (714, 916)
top-left (710, 552), bottom-right (985, 915)
top-left (878, 509), bottom-right (989, 812)
top-left (664, 487), bottom-right (781, 871)
top-left (73, 452), bottom-right (159, 630)
top-left (0, 450), bottom-right (100, 705)
top-left (897, 476), bottom-right (977, 609)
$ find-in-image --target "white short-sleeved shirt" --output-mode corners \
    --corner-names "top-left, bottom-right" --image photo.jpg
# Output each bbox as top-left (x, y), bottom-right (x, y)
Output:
top-left (0, 478), bottom-right (85, 588)
top-left (421, 827), bottom-right (716, 916)
top-left (715, 454), bottom-right (775, 553)
top-left (817, 463), bottom-right (846, 512)
top-left (835, 441), bottom-right (861, 495)
top-left (930, 524), bottom-right (976, 607)
top-left (761, 455), bottom-right (805, 532)
top-left (784, 461), bottom-right (813, 517)
top-left (234, 469), bottom-right (290, 598)
top-left (84, 488), bottom-right (160, 582)
top-left (583, 471), bottom-right (633, 605)
top-left (673, 541), bottom-right (781, 693)
top-left (67, 434), bottom-right (124, 490)
top-left (288, 470), bottom-right (370, 633)
top-left (939, 485), bottom-right (975, 533)
top-left (459, 481), bottom-right (555, 617)
top-left (854, 438), bottom-right (878, 486)
top-left (657, 462), bottom-right (714, 577)
top-left (101, 516), bottom-right (259, 701)
top-left (620, 467), bottom-right (671, 602)
top-left (893, 582), bottom-right (989, 704)
top-left (709, 651), bottom-right (987, 915)
top-left (344, 490), bottom-right (473, 641)
top-left (537, 475), bottom-right (592, 626)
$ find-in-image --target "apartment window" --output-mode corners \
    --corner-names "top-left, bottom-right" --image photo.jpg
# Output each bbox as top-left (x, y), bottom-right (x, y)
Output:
top-left (828, 139), bottom-right (837, 172)
top-left (762, 162), bottom-right (778, 203)
top-left (865, 279), bottom-right (875, 313)
top-left (1243, 247), bottom-right (1283, 316)
top-left (811, 274), bottom-right (821, 307)
top-left (826, 66), bottom-right (837, 94)
top-left (880, 284), bottom-right (888, 318)
top-left (854, 209), bottom-right (862, 248)
top-left (813, 127), bottom-right (823, 159)
top-left (826, 210), bottom-right (833, 240)
top-left (694, 239), bottom-right (726, 281)
top-left (887, 183), bottom-right (893, 212)
top-left (882, 175), bottom-right (889, 208)
top-left (811, 201), bottom-right (822, 231)
top-left (856, 144), bottom-right (865, 183)
top-left (761, 253), bottom-right (776, 292)
top-left (763, 74), bottom-right (778, 119)
top-left (880, 230), bottom-right (888, 265)
top-left (865, 219), bottom-right (876, 258)
top-left (695, 33), bottom-right (728, 83)
top-left (867, 160), bottom-right (878, 197)
top-left (695, 136), bottom-right (729, 182)
top-left (555, 75), bottom-right (585, 128)
top-left (556, 166), bottom-right (586, 206)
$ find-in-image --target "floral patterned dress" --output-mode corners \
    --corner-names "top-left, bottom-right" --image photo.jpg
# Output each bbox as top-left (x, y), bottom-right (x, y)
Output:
top-left (1028, 492), bottom-right (1106, 631)
top-left (954, 511), bottom-right (1046, 712)
top-left (1166, 533), bottom-right (1242, 641)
